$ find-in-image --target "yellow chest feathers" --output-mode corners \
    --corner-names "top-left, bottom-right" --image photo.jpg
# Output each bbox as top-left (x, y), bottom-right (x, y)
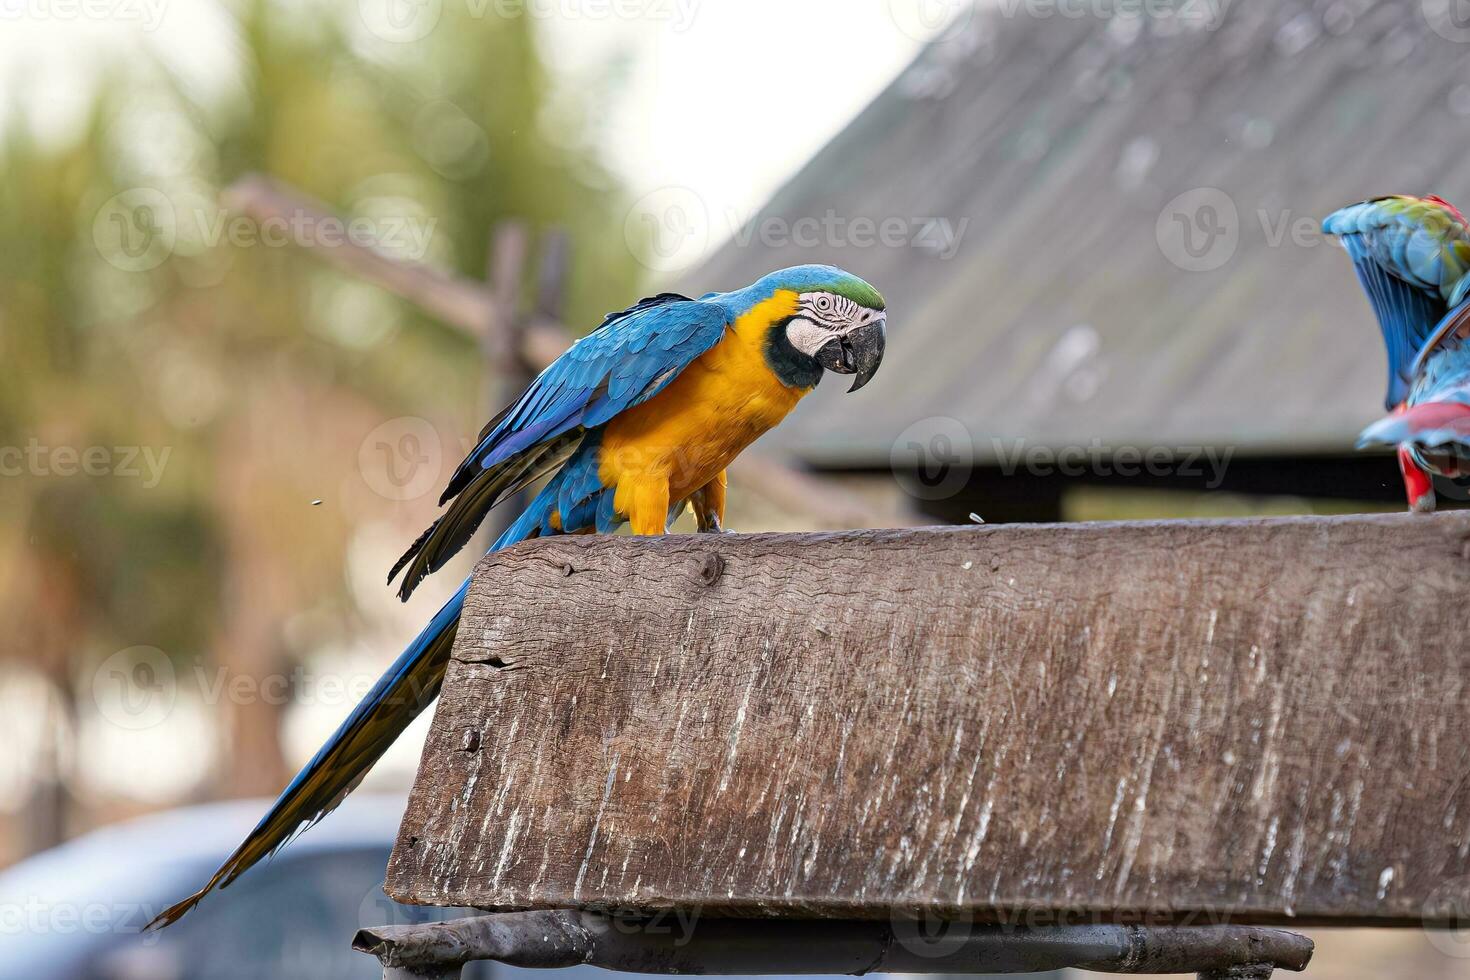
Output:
top-left (599, 290), bottom-right (808, 500)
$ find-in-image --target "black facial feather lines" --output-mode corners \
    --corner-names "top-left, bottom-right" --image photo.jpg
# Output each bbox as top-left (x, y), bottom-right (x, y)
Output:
top-left (800, 292), bottom-right (860, 330)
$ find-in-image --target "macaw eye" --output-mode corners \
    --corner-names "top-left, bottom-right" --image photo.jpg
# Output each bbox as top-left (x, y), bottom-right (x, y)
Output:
top-left (815, 296), bottom-right (832, 312)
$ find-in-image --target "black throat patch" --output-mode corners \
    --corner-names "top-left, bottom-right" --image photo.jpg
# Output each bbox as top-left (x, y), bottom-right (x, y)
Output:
top-left (763, 318), bottom-right (824, 390)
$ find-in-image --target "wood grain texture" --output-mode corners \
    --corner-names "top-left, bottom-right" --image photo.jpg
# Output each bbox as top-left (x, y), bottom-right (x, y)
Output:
top-left (387, 513), bottom-right (1470, 925)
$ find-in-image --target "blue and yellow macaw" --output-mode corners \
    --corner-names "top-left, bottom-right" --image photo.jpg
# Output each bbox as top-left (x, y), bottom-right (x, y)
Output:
top-left (150, 264), bottom-right (887, 926)
top-left (1323, 195), bottom-right (1470, 511)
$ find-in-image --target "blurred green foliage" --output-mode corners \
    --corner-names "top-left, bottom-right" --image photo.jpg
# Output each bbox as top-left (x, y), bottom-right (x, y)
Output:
top-left (0, 1), bottom-right (639, 687)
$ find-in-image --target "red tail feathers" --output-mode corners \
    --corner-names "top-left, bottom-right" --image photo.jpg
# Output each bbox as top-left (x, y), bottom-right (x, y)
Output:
top-left (1398, 445), bottom-right (1436, 513)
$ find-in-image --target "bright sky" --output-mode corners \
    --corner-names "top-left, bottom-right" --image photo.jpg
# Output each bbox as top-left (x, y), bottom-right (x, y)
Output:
top-left (0, 0), bottom-right (941, 223)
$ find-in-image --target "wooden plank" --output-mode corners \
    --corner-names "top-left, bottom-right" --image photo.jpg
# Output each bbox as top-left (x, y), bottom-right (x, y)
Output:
top-left (387, 514), bottom-right (1470, 924)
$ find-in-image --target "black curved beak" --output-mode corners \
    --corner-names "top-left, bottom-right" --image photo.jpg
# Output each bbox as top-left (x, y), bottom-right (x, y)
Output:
top-left (813, 318), bottom-right (886, 393)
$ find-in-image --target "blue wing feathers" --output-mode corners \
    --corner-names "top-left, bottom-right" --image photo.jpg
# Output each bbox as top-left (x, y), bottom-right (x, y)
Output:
top-left (153, 291), bottom-right (731, 928)
top-left (393, 296), bottom-right (729, 600)
top-left (148, 578), bottom-right (470, 928)
top-left (438, 294), bottom-right (721, 505)
top-left (1343, 238), bottom-right (1446, 408)
top-left (596, 486), bottom-right (619, 533)
top-left (1324, 199), bottom-right (1470, 408)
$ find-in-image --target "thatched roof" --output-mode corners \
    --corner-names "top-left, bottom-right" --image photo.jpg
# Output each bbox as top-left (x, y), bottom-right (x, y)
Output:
top-left (695, 0), bottom-right (1470, 467)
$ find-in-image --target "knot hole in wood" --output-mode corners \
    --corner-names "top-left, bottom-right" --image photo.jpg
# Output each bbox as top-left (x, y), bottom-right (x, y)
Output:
top-left (694, 552), bottom-right (725, 587)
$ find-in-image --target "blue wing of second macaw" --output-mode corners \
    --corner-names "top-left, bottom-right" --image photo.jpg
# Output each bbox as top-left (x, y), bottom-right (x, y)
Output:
top-left (388, 292), bottom-right (732, 599)
top-left (1412, 275), bottom-right (1470, 379)
top-left (1323, 196), bottom-right (1470, 408)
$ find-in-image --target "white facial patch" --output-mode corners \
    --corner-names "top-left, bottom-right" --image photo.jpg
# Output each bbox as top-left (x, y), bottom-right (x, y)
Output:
top-left (785, 317), bottom-right (833, 356)
top-left (787, 292), bottom-right (884, 357)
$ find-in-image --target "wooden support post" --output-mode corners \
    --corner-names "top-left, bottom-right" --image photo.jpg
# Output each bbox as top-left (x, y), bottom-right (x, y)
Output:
top-left (476, 223), bottom-right (533, 548)
top-left (387, 512), bottom-right (1470, 926)
top-left (533, 229), bottom-right (569, 324)
top-left (485, 222), bottom-right (530, 383)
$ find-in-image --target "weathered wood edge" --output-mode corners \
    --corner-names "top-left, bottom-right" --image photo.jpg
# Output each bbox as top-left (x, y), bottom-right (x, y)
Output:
top-left (387, 512), bottom-right (1470, 926)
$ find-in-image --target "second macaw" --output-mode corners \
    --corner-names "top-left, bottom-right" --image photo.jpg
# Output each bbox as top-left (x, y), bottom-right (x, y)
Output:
top-left (150, 264), bottom-right (887, 926)
top-left (1323, 195), bottom-right (1470, 511)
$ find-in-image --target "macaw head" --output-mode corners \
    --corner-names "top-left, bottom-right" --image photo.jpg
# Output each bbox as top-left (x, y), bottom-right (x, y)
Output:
top-left (743, 265), bottom-right (887, 392)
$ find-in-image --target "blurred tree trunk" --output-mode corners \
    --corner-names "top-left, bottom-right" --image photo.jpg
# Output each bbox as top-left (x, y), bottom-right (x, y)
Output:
top-left (25, 553), bottom-right (83, 852)
top-left (214, 565), bottom-right (290, 799)
top-left (22, 698), bottom-right (71, 854)
top-left (213, 409), bottom-right (290, 799)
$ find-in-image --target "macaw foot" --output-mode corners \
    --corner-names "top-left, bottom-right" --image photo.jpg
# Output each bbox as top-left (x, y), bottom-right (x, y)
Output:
top-left (695, 514), bottom-right (731, 534)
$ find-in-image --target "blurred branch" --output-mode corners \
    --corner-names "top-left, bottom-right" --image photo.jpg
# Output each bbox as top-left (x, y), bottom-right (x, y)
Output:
top-left (221, 175), bottom-right (573, 362)
top-left (220, 175), bottom-right (906, 530)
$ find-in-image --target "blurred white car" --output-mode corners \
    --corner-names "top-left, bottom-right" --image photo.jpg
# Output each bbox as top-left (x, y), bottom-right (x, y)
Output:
top-left (0, 793), bottom-right (488, 980)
